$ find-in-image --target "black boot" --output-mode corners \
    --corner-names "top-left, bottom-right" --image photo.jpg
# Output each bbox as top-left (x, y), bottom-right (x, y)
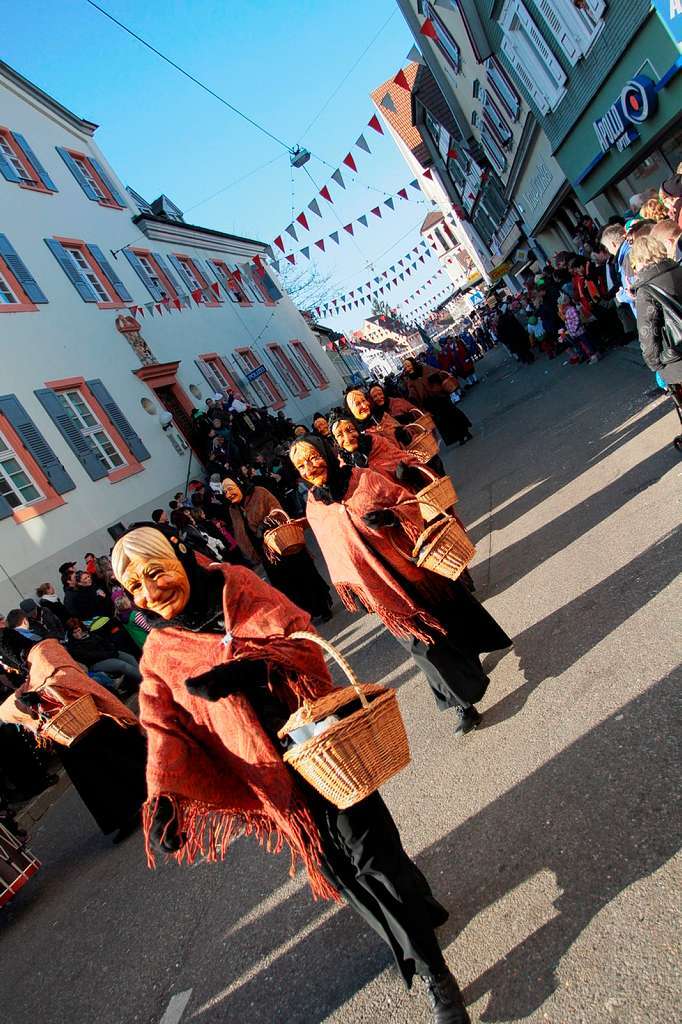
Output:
top-left (453, 705), bottom-right (481, 737)
top-left (423, 970), bottom-right (471, 1023)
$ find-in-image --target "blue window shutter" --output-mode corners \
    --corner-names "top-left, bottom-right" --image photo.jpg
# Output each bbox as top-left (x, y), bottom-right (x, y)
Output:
top-left (167, 255), bottom-right (195, 292)
top-left (44, 238), bottom-right (98, 302)
top-left (121, 249), bottom-right (164, 300)
top-left (0, 491), bottom-right (12, 519)
top-left (85, 379), bottom-right (150, 462)
top-left (0, 234), bottom-right (48, 303)
top-left (11, 133), bottom-right (58, 191)
top-left (261, 270), bottom-right (282, 302)
top-left (153, 253), bottom-right (182, 295)
top-left (87, 157), bottom-right (127, 207)
top-left (55, 146), bottom-right (99, 200)
top-left (0, 394), bottom-right (75, 494)
top-left (87, 244), bottom-right (132, 302)
top-left (0, 143), bottom-right (22, 183)
top-left (34, 388), bottom-right (107, 480)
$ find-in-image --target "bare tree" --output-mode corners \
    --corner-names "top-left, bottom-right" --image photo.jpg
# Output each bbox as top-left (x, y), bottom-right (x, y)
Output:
top-left (277, 260), bottom-right (334, 312)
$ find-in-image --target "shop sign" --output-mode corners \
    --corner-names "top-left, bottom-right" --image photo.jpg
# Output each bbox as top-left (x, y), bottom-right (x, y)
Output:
top-left (593, 75), bottom-right (659, 154)
top-left (489, 260), bottom-right (512, 282)
top-left (653, 0), bottom-right (682, 45)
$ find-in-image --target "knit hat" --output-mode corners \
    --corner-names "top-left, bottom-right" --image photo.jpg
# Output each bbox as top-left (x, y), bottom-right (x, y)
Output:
top-left (19, 598), bottom-right (38, 614)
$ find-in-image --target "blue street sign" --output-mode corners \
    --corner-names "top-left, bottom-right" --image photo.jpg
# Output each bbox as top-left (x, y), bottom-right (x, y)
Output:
top-left (246, 364), bottom-right (267, 382)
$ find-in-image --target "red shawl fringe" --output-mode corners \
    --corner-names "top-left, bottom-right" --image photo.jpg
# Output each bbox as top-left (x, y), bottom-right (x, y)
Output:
top-left (335, 582), bottom-right (443, 644)
top-left (143, 794), bottom-right (341, 903)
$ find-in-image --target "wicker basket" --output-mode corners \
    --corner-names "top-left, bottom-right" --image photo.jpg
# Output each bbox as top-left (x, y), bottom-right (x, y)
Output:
top-left (412, 412), bottom-right (436, 433)
top-left (278, 631), bottom-right (411, 809)
top-left (40, 693), bottom-right (100, 747)
top-left (413, 516), bottom-right (476, 581)
top-left (263, 509), bottom-right (306, 558)
top-left (412, 467), bottom-right (457, 523)
top-left (404, 424), bottom-right (439, 464)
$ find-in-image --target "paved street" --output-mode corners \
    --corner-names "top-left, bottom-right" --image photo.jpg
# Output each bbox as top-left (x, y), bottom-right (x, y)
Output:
top-left (2, 345), bottom-right (680, 1024)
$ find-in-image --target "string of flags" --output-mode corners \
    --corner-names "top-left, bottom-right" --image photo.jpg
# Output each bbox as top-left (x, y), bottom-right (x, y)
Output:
top-left (123, 258), bottom-right (269, 318)
top-left (313, 237), bottom-right (438, 317)
top-left (318, 263), bottom-right (446, 319)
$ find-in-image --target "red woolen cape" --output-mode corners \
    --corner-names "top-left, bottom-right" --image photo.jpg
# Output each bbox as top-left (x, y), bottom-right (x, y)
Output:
top-left (305, 467), bottom-right (446, 644)
top-left (138, 564), bottom-right (339, 901)
top-left (365, 433), bottom-right (421, 484)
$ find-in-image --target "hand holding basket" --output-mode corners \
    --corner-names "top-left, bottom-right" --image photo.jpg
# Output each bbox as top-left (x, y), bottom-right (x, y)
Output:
top-left (262, 509), bottom-right (307, 558)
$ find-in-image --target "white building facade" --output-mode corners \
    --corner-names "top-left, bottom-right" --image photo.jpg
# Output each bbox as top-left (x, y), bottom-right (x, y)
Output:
top-left (0, 62), bottom-right (344, 608)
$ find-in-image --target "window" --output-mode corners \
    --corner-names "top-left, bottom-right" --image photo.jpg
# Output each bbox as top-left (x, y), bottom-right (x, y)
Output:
top-left (44, 238), bottom-right (132, 306)
top-left (56, 147), bottom-right (126, 208)
top-left (482, 91), bottom-right (513, 146)
top-left (423, 1), bottom-right (461, 75)
top-left (471, 111), bottom-right (479, 127)
top-left (0, 128), bottom-right (57, 192)
top-left (473, 79), bottom-right (480, 99)
top-left (197, 354), bottom-right (247, 400)
top-left (207, 259), bottom-right (251, 304)
top-left (122, 249), bottom-right (179, 301)
top-left (57, 390), bottom-right (125, 472)
top-left (267, 345), bottom-right (309, 398)
top-left (289, 341), bottom-right (328, 390)
top-left (481, 124), bottom-right (508, 174)
top-left (484, 57), bottom-right (521, 121)
top-left (0, 234), bottom-right (47, 313)
top-left (534, 0), bottom-right (605, 64)
top-left (498, 0), bottom-right (567, 114)
top-left (0, 435), bottom-right (42, 509)
top-left (234, 349), bottom-right (285, 408)
top-left (168, 255), bottom-right (219, 305)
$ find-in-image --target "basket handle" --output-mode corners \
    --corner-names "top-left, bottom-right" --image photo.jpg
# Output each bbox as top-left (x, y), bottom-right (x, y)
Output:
top-left (263, 508), bottom-right (290, 527)
top-left (290, 630), bottom-right (370, 708)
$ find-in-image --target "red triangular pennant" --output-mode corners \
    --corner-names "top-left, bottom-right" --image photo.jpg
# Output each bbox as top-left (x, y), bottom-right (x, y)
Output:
top-left (397, 188), bottom-right (408, 200)
top-left (371, 206), bottom-right (382, 218)
top-left (172, 298), bottom-right (181, 310)
top-left (319, 184), bottom-right (333, 203)
top-left (296, 212), bottom-right (309, 231)
top-left (155, 303), bottom-right (162, 315)
top-left (286, 253), bottom-right (296, 265)
top-left (191, 288), bottom-right (203, 303)
top-left (423, 168), bottom-right (433, 179)
top-left (343, 223), bottom-right (354, 235)
top-left (232, 269), bottom-right (242, 283)
top-left (343, 152), bottom-right (358, 172)
top-left (447, 149), bottom-right (458, 160)
top-left (368, 113), bottom-right (384, 135)
top-left (420, 17), bottom-right (438, 40)
top-left (273, 235), bottom-right (285, 253)
top-left (393, 69), bottom-right (410, 90)
top-left (315, 238), bottom-right (326, 252)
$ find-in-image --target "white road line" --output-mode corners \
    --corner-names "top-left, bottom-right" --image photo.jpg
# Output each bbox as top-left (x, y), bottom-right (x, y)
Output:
top-left (159, 989), bottom-right (193, 1024)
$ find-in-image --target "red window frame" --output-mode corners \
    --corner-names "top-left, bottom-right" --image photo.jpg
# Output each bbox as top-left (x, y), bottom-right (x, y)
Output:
top-left (45, 377), bottom-right (144, 483)
top-left (289, 340), bottom-right (329, 390)
top-left (0, 256), bottom-right (38, 314)
top-left (267, 344), bottom-right (309, 398)
top-left (65, 149), bottom-right (124, 209)
top-left (55, 237), bottom-right (126, 309)
top-left (174, 254), bottom-right (220, 307)
top-left (210, 258), bottom-right (252, 305)
top-left (235, 348), bottom-right (285, 409)
top-left (200, 353), bottom-right (247, 401)
top-left (0, 419), bottom-right (65, 523)
top-left (130, 248), bottom-right (179, 300)
top-left (0, 127), bottom-right (52, 194)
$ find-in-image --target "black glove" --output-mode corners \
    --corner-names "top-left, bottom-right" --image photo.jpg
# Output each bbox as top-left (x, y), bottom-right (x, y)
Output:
top-left (185, 659), bottom-right (268, 701)
top-left (395, 461), bottom-right (425, 490)
top-left (362, 509), bottom-right (398, 529)
top-left (395, 426), bottom-right (412, 446)
top-left (149, 796), bottom-right (184, 854)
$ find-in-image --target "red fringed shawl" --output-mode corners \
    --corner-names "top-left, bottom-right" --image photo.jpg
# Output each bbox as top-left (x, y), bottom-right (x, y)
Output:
top-left (138, 564), bottom-right (339, 901)
top-left (365, 433), bottom-right (421, 484)
top-left (305, 467), bottom-right (446, 644)
top-left (388, 396), bottom-right (421, 419)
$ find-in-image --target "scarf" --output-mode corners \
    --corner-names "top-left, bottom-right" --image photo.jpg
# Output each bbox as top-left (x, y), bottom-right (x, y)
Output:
top-left (388, 396), bottom-right (421, 419)
top-left (0, 639), bottom-right (139, 733)
top-left (138, 563), bottom-right (339, 902)
top-left (305, 467), bottom-right (446, 643)
top-left (343, 433), bottom-right (420, 484)
top-left (294, 434), bottom-right (353, 506)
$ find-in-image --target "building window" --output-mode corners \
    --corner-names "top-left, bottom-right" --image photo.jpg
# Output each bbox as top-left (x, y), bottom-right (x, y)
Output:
top-left (56, 147), bottom-right (126, 208)
top-left (207, 259), bottom-right (250, 304)
top-left (471, 111), bottom-right (478, 127)
top-left (289, 341), bottom-right (328, 390)
top-left (482, 91), bottom-right (513, 146)
top-left (534, 0), bottom-right (605, 64)
top-left (56, 389), bottom-right (125, 472)
top-left (170, 255), bottom-right (219, 305)
top-left (0, 128), bottom-right (57, 192)
top-left (481, 125), bottom-right (508, 174)
top-left (267, 344), bottom-right (309, 398)
top-left (0, 435), bottom-right (42, 509)
top-left (199, 355), bottom-right (246, 400)
top-left (0, 267), bottom-right (20, 305)
top-left (123, 249), bottom-right (179, 301)
top-left (45, 239), bottom-right (132, 306)
top-left (498, 0), bottom-right (567, 114)
top-left (423, 1), bottom-right (461, 75)
top-left (473, 79), bottom-right (480, 99)
top-left (0, 235), bottom-right (47, 312)
top-left (484, 57), bottom-right (521, 121)
top-left (234, 349), bottom-right (285, 408)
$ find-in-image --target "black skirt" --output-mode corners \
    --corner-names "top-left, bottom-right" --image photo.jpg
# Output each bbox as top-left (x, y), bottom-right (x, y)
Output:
top-left (264, 549), bottom-right (332, 618)
top-left (427, 395), bottom-right (471, 445)
top-left (58, 719), bottom-right (147, 834)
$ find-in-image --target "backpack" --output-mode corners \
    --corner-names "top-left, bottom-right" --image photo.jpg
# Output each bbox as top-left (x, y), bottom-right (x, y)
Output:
top-left (647, 283), bottom-right (682, 362)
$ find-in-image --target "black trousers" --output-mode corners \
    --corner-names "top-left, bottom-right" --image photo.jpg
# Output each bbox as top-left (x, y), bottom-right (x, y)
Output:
top-left (307, 786), bottom-right (447, 988)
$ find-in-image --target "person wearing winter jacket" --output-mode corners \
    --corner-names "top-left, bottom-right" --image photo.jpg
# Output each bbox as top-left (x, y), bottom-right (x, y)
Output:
top-left (632, 234), bottom-right (682, 451)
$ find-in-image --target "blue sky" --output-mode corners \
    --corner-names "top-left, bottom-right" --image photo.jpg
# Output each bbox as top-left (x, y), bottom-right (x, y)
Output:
top-left (3, 0), bottom-right (445, 333)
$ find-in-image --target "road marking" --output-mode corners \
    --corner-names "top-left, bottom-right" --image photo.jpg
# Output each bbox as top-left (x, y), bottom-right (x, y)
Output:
top-left (159, 989), bottom-right (193, 1024)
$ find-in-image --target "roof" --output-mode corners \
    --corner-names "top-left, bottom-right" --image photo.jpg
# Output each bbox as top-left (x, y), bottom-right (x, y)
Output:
top-left (412, 64), bottom-right (460, 139)
top-left (420, 211), bottom-right (444, 233)
top-left (132, 214), bottom-right (266, 249)
top-left (0, 60), bottom-right (99, 136)
top-left (370, 63), bottom-right (431, 168)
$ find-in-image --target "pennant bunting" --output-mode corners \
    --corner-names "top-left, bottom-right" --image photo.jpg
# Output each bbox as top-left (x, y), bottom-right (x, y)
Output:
top-left (380, 92), bottom-right (397, 113)
top-left (355, 133), bottom-right (371, 154)
top-left (447, 148), bottom-right (458, 159)
top-left (331, 169), bottom-right (345, 189)
top-left (296, 212), bottom-right (309, 231)
top-left (315, 238), bottom-right (326, 252)
top-left (384, 197), bottom-right (395, 210)
top-left (211, 282), bottom-right (221, 297)
top-left (286, 253), bottom-right (296, 265)
top-left (406, 44), bottom-right (423, 62)
top-left (308, 198), bottom-right (322, 218)
top-left (301, 246), bottom-right (310, 260)
top-left (329, 231), bottom-right (340, 245)
top-left (343, 223), bottom-right (354, 235)
top-left (423, 168), bottom-right (433, 180)
top-left (358, 214), bottom-right (368, 228)
top-left (397, 188), bottom-right (408, 200)
top-left (155, 303), bottom-right (162, 315)
top-left (368, 113), bottom-right (383, 134)
top-left (409, 179), bottom-right (420, 190)
top-left (320, 184), bottom-right (333, 203)
top-left (371, 206), bottom-right (382, 218)
top-left (273, 235), bottom-right (285, 253)
top-left (285, 223), bottom-right (298, 241)
top-left (393, 69), bottom-right (410, 90)
top-left (419, 18), bottom-right (438, 40)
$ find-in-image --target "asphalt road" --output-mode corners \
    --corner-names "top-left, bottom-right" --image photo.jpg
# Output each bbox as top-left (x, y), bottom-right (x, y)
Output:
top-left (2, 345), bottom-right (681, 1024)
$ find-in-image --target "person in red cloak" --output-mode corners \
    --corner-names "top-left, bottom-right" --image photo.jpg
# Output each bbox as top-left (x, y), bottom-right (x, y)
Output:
top-left (368, 382), bottom-right (422, 423)
top-left (290, 436), bottom-right (511, 735)
top-left (329, 410), bottom-right (423, 484)
top-left (111, 524), bottom-right (471, 1023)
top-left (344, 387), bottom-right (410, 447)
